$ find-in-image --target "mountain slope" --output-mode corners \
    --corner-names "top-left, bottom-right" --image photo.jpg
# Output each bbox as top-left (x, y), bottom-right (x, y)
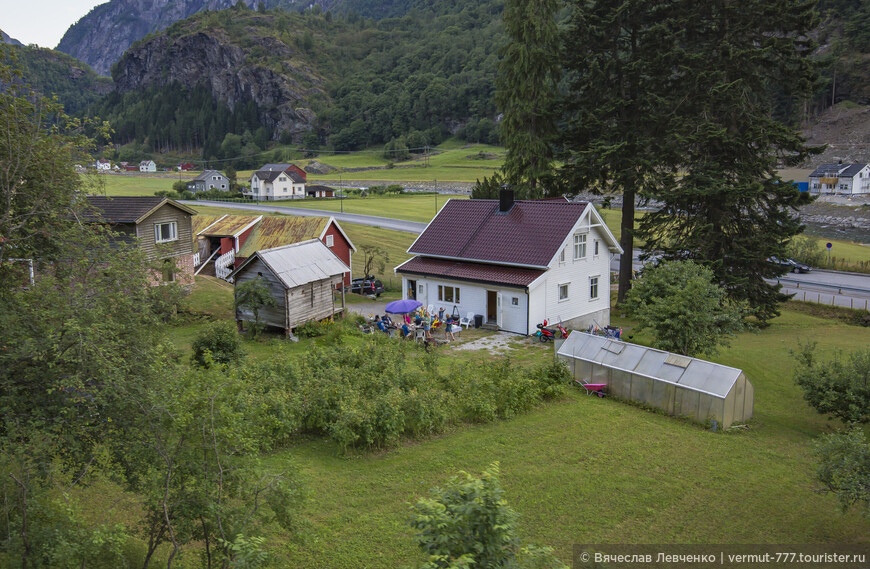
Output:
top-left (56, 0), bottom-right (421, 76)
top-left (93, 2), bottom-right (502, 158)
top-left (7, 45), bottom-right (112, 115)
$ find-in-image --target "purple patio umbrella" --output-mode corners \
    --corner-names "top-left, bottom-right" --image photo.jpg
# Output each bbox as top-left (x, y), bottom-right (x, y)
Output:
top-left (385, 298), bottom-right (423, 314)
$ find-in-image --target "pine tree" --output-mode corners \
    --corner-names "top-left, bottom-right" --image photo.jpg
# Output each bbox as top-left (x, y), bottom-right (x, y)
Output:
top-left (496, 0), bottom-right (561, 199)
top-left (560, 0), bottom-right (681, 304)
top-left (637, 0), bottom-right (820, 323)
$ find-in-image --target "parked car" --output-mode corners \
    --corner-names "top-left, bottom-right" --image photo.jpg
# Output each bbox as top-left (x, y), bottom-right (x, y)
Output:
top-left (350, 276), bottom-right (384, 296)
top-left (768, 256), bottom-right (812, 274)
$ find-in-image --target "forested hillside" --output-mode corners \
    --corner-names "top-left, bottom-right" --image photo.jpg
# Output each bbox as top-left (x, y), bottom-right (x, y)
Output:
top-left (6, 45), bottom-right (112, 115)
top-left (85, 1), bottom-right (504, 165)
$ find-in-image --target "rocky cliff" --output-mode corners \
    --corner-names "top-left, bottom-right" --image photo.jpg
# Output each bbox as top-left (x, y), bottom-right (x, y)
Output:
top-left (55, 0), bottom-right (395, 76)
top-left (57, 0), bottom-right (284, 75)
top-left (113, 28), bottom-right (323, 139)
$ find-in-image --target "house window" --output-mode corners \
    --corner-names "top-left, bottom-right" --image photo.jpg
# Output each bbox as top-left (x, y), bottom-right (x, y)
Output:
top-left (559, 283), bottom-right (569, 301)
top-left (438, 285), bottom-right (460, 303)
top-left (221, 184), bottom-right (226, 189)
top-left (590, 276), bottom-right (599, 300)
top-left (594, 240), bottom-right (599, 256)
top-left (325, 234), bottom-right (334, 247)
top-left (279, 176), bottom-right (286, 181)
top-left (559, 248), bottom-right (565, 263)
top-left (511, 297), bottom-right (519, 306)
top-left (573, 234), bottom-right (587, 259)
top-left (154, 222), bottom-right (177, 243)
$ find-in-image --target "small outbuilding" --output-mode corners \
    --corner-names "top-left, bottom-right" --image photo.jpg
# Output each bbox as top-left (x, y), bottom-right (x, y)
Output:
top-left (229, 239), bottom-right (348, 335)
top-left (557, 332), bottom-right (754, 429)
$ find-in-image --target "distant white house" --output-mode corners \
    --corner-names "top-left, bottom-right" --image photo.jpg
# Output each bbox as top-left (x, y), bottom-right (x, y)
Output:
top-left (395, 190), bottom-right (622, 335)
top-left (139, 160), bottom-right (157, 173)
top-left (808, 163), bottom-right (870, 195)
top-left (245, 163), bottom-right (307, 201)
top-left (95, 158), bottom-right (112, 171)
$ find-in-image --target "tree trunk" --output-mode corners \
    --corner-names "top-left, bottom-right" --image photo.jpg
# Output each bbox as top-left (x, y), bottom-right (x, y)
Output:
top-left (617, 187), bottom-right (635, 305)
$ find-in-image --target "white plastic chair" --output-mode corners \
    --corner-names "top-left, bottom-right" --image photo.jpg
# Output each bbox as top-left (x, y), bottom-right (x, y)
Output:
top-left (427, 304), bottom-right (434, 315)
top-left (460, 312), bottom-right (474, 329)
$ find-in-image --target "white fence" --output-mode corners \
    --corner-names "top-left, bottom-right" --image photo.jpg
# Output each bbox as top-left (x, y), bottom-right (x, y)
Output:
top-left (215, 249), bottom-right (235, 282)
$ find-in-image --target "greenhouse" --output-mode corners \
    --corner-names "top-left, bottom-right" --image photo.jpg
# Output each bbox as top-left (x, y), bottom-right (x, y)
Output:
top-left (557, 332), bottom-right (754, 429)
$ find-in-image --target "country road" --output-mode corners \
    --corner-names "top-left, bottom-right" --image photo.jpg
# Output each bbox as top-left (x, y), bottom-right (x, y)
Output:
top-left (184, 200), bottom-right (428, 234)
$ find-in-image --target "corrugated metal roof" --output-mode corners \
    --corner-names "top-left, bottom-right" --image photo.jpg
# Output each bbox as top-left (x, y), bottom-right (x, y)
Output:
top-left (557, 332), bottom-right (743, 398)
top-left (254, 239), bottom-right (349, 289)
top-left (237, 216), bottom-right (328, 258)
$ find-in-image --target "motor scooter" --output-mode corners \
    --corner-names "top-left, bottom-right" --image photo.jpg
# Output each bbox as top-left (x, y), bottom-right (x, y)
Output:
top-left (534, 320), bottom-right (556, 343)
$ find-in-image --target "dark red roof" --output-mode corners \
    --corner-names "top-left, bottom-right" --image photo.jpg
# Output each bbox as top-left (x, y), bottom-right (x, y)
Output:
top-left (396, 257), bottom-right (544, 287)
top-left (409, 199), bottom-right (589, 268)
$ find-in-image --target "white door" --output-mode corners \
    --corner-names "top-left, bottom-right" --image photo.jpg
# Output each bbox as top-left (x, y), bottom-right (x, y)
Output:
top-left (496, 292), bottom-right (503, 328)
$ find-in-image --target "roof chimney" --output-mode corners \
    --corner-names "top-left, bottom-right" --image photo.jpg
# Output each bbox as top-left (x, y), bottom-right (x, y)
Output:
top-left (498, 187), bottom-right (515, 213)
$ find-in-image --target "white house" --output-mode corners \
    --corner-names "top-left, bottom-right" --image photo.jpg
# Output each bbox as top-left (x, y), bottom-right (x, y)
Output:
top-left (245, 163), bottom-right (306, 201)
top-left (395, 190), bottom-right (623, 335)
top-left (95, 158), bottom-right (112, 171)
top-left (139, 160), bottom-right (157, 173)
top-left (808, 163), bottom-right (870, 195)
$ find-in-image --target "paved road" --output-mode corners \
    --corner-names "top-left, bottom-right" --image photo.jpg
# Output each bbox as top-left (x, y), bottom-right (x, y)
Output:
top-left (183, 200), bottom-right (428, 234)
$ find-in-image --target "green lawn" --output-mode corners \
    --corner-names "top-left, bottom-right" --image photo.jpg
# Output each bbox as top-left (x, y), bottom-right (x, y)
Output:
top-left (88, 172), bottom-right (193, 196)
top-left (169, 276), bottom-right (870, 567)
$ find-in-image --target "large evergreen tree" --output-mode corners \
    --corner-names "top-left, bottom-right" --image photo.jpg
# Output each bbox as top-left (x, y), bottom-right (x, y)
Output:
top-left (560, 0), bottom-right (680, 304)
top-left (637, 0), bottom-right (819, 323)
top-left (496, 0), bottom-right (561, 198)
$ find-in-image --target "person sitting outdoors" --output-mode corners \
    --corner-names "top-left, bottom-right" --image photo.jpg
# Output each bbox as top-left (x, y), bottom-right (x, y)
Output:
top-left (376, 318), bottom-right (390, 334)
top-left (401, 322), bottom-right (413, 339)
top-left (383, 314), bottom-right (396, 328)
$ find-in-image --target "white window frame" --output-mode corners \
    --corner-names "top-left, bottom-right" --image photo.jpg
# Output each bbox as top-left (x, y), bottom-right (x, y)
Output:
top-left (325, 234), bottom-right (334, 247)
top-left (573, 233), bottom-right (587, 260)
top-left (594, 239), bottom-right (599, 257)
top-left (438, 285), bottom-right (460, 303)
top-left (154, 221), bottom-right (178, 244)
top-left (589, 276), bottom-right (600, 300)
top-left (558, 283), bottom-right (569, 302)
top-left (511, 297), bottom-right (519, 306)
top-left (559, 247), bottom-right (566, 264)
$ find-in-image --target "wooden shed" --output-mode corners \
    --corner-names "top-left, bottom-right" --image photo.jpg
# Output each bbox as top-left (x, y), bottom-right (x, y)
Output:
top-left (229, 239), bottom-right (349, 335)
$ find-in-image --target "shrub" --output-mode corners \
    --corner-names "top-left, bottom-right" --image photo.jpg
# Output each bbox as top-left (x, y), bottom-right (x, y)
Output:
top-left (191, 320), bottom-right (245, 368)
top-left (295, 319), bottom-right (327, 338)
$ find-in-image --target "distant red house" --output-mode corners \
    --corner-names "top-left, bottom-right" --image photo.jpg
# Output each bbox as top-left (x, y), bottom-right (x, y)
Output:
top-left (177, 162), bottom-right (196, 172)
top-left (124, 165), bottom-right (138, 171)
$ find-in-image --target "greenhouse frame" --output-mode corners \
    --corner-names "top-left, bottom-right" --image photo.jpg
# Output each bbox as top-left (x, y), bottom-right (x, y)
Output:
top-left (557, 332), bottom-right (754, 428)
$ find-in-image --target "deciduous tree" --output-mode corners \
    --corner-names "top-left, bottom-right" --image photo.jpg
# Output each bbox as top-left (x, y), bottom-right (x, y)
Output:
top-left (793, 342), bottom-right (870, 424)
top-left (625, 261), bottom-right (745, 357)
